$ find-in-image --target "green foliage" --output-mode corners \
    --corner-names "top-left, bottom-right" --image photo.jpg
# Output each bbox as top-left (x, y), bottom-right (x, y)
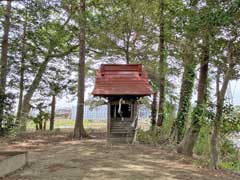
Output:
top-left (193, 114), bottom-right (240, 172)
top-left (220, 138), bottom-right (238, 158)
top-left (0, 114), bottom-right (15, 136)
top-left (174, 62), bottom-right (196, 143)
top-left (0, 93), bottom-right (16, 136)
top-left (137, 127), bottom-right (162, 145)
top-left (32, 111), bottom-right (49, 130)
top-left (0, 1), bottom-right (239, 175)
top-left (219, 138), bottom-right (240, 173)
top-left (32, 111), bottom-right (49, 126)
top-left (206, 103), bottom-right (240, 137)
top-left (194, 122), bottom-right (211, 156)
top-left (220, 161), bottom-right (240, 173)
top-left (221, 105), bottom-right (240, 134)
top-left (138, 106), bottom-right (175, 145)
top-left (163, 102), bottom-right (176, 132)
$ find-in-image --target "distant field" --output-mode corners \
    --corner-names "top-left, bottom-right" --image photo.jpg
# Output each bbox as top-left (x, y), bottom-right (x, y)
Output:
top-left (26, 118), bottom-right (150, 132)
top-left (27, 118), bottom-right (106, 131)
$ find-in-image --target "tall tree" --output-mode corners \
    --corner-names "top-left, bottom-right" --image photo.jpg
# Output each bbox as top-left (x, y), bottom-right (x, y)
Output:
top-left (177, 0), bottom-right (239, 156)
top-left (173, 46), bottom-right (197, 143)
top-left (16, 2), bottom-right (28, 125)
top-left (147, 65), bottom-right (159, 128)
top-left (171, 0), bottom-right (200, 143)
top-left (20, 46), bottom-right (77, 130)
top-left (157, 0), bottom-right (166, 126)
top-left (49, 83), bottom-right (61, 131)
top-left (151, 92), bottom-right (157, 127)
top-left (0, 0), bottom-right (12, 133)
top-left (177, 36), bottom-right (209, 153)
top-left (18, 1), bottom-right (77, 130)
top-left (73, 0), bottom-right (86, 139)
top-left (88, 0), bottom-right (151, 65)
top-left (211, 42), bottom-right (238, 169)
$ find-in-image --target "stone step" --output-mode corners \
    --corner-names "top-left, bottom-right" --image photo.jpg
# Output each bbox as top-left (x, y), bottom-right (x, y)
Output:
top-left (111, 124), bottom-right (133, 126)
top-left (111, 127), bottom-right (134, 129)
top-left (111, 121), bottom-right (133, 124)
top-left (111, 123), bottom-right (133, 126)
top-left (111, 127), bottom-right (135, 130)
top-left (111, 125), bottom-right (132, 128)
top-left (108, 137), bottom-right (133, 144)
top-left (111, 130), bottom-right (135, 134)
top-left (111, 124), bottom-right (132, 127)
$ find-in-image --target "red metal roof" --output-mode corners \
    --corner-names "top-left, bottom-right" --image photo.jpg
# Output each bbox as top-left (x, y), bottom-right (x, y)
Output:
top-left (92, 64), bottom-right (152, 96)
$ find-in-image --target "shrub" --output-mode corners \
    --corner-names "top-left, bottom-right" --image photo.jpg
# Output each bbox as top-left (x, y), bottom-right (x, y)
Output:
top-left (138, 128), bottom-right (159, 145)
top-left (194, 123), bottom-right (211, 156)
top-left (219, 137), bottom-right (240, 172)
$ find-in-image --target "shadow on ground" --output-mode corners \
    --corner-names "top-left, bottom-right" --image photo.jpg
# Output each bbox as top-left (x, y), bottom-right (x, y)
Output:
top-left (0, 130), bottom-right (239, 180)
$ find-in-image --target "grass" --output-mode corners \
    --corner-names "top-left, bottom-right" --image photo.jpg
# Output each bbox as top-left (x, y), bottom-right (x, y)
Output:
top-left (27, 118), bottom-right (106, 131)
top-left (220, 161), bottom-right (240, 173)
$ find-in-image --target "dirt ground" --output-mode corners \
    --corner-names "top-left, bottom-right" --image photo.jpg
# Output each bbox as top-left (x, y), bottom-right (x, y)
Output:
top-left (0, 130), bottom-right (239, 180)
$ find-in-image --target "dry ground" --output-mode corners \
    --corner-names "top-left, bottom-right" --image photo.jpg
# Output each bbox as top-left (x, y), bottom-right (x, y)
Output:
top-left (0, 130), bottom-right (239, 180)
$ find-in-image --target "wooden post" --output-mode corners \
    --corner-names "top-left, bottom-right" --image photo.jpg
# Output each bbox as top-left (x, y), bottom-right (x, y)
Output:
top-left (107, 100), bottom-right (111, 142)
top-left (132, 101), bottom-right (138, 144)
top-left (134, 102), bottom-right (138, 128)
top-left (131, 102), bottom-right (134, 120)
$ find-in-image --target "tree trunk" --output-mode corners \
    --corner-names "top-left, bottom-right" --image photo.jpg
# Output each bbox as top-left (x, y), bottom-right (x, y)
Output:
top-left (0, 0), bottom-right (12, 133)
top-left (39, 121), bottom-right (42, 131)
top-left (20, 57), bottom-right (50, 131)
top-left (126, 32), bottom-right (130, 64)
top-left (151, 92), bottom-right (157, 127)
top-left (73, 0), bottom-right (86, 139)
top-left (43, 120), bottom-right (46, 131)
top-left (157, 0), bottom-right (166, 126)
top-left (16, 12), bottom-right (28, 126)
top-left (50, 94), bottom-right (56, 130)
top-left (173, 58), bottom-right (196, 143)
top-left (177, 35), bottom-right (210, 155)
top-left (210, 67), bottom-right (220, 170)
top-left (19, 44), bottom-right (77, 131)
top-left (210, 46), bottom-right (235, 169)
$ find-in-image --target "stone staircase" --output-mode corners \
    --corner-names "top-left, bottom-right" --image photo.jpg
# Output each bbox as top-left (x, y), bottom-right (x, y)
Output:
top-left (109, 120), bottom-right (136, 143)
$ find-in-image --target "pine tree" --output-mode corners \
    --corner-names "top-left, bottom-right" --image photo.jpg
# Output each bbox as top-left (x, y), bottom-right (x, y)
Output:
top-left (0, 0), bottom-right (12, 134)
top-left (73, 0), bottom-right (87, 139)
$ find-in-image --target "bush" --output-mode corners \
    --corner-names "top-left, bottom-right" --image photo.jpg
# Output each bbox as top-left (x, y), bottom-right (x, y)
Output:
top-left (221, 105), bottom-right (240, 134)
top-left (0, 93), bottom-right (16, 136)
top-left (0, 114), bottom-right (16, 136)
top-left (219, 138), bottom-right (240, 172)
top-left (193, 118), bottom-right (240, 172)
top-left (32, 111), bottom-right (49, 131)
top-left (138, 128), bottom-right (160, 145)
top-left (194, 123), bottom-right (211, 156)
top-left (220, 161), bottom-right (240, 173)
top-left (137, 126), bottom-right (170, 145)
top-left (137, 104), bottom-right (175, 145)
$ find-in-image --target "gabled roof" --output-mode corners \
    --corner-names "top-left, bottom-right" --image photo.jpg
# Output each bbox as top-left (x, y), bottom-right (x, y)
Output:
top-left (92, 64), bottom-right (152, 96)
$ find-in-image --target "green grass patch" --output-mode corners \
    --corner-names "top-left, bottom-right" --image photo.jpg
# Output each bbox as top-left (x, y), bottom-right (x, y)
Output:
top-left (220, 161), bottom-right (240, 173)
top-left (27, 118), bottom-right (106, 130)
